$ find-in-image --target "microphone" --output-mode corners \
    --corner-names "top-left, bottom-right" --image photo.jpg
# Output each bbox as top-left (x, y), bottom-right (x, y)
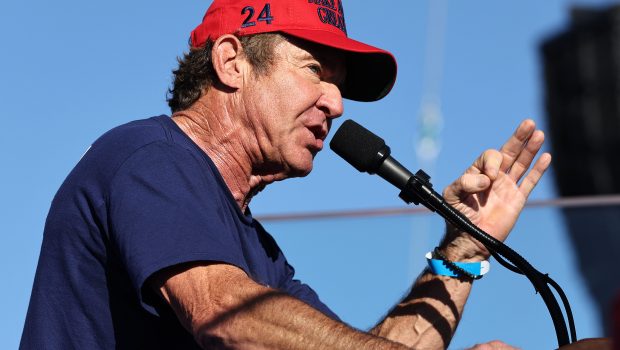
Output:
top-left (329, 119), bottom-right (413, 189)
top-left (329, 119), bottom-right (440, 208)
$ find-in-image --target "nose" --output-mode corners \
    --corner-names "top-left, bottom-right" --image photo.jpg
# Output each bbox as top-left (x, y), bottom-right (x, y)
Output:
top-left (317, 81), bottom-right (344, 120)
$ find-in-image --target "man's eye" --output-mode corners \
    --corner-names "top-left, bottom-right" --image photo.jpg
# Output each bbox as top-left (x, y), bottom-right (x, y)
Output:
top-left (308, 64), bottom-right (322, 75)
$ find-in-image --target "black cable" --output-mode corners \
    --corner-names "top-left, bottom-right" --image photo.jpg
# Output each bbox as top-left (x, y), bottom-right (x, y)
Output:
top-left (545, 274), bottom-right (578, 343)
top-left (492, 251), bottom-right (577, 343)
top-left (490, 250), bottom-right (523, 274)
top-left (401, 173), bottom-right (573, 347)
top-left (440, 201), bottom-right (569, 346)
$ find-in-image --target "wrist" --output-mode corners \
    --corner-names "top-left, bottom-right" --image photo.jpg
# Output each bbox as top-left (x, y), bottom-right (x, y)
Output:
top-left (440, 227), bottom-right (490, 262)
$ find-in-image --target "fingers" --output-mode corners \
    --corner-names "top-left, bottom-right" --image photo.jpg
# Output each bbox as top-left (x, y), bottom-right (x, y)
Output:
top-left (467, 149), bottom-right (502, 180)
top-left (452, 173), bottom-right (491, 196)
top-left (499, 119), bottom-right (536, 173)
top-left (519, 152), bottom-right (552, 197)
top-left (445, 119), bottom-right (549, 202)
top-left (444, 149), bottom-right (501, 201)
top-left (507, 129), bottom-right (545, 182)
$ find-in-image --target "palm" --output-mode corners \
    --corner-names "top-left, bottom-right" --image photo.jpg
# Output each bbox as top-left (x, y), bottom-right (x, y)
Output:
top-left (450, 172), bottom-right (527, 242)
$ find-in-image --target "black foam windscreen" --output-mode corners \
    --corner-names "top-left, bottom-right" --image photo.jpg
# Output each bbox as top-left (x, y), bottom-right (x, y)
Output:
top-left (329, 119), bottom-right (387, 173)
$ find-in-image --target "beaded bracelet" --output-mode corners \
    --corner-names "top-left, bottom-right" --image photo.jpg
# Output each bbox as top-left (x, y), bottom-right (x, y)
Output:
top-left (426, 247), bottom-right (490, 280)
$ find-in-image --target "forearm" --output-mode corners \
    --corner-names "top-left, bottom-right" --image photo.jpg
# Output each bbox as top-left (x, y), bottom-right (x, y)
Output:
top-left (156, 264), bottom-right (410, 350)
top-left (371, 238), bottom-right (481, 350)
top-left (195, 286), bottom-right (410, 350)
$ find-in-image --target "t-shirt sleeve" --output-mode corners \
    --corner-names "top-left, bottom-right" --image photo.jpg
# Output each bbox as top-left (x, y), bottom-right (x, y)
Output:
top-left (107, 141), bottom-right (248, 313)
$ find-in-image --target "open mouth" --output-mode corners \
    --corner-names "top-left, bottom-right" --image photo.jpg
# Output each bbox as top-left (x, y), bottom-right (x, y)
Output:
top-left (305, 125), bottom-right (328, 153)
top-left (307, 124), bottom-right (328, 142)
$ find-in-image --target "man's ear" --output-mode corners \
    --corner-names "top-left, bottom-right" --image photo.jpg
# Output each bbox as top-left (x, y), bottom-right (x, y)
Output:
top-left (211, 35), bottom-right (246, 89)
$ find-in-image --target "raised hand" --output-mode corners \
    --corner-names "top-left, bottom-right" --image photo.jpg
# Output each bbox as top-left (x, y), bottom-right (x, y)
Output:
top-left (441, 119), bottom-right (552, 260)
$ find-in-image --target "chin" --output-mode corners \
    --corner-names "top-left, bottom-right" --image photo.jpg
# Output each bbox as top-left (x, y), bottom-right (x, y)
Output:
top-left (280, 145), bottom-right (318, 178)
top-left (286, 156), bottom-right (314, 178)
top-left (288, 164), bottom-right (313, 178)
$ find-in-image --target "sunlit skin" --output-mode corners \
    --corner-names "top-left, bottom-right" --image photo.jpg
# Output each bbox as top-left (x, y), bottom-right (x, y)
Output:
top-left (162, 34), bottom-right (553, 350)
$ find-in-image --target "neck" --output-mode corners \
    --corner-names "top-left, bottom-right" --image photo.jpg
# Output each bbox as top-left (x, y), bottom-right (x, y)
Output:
top-left (171, 96), bottom-right (277, 212)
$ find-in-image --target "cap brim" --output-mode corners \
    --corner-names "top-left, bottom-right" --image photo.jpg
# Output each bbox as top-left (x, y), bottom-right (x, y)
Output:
top-left (281, 29), bottom-right (397, 102)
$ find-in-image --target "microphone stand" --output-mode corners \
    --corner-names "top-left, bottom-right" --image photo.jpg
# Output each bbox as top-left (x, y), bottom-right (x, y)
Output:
top-left (398, 170), bottom-right (575, 348)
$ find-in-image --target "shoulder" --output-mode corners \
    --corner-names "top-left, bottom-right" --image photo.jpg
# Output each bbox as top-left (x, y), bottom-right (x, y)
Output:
top-left (58, 115), bottom-right (216, 203)
top-left (82, 115), bottom-right (208, 181)
top-left (93, 115), bottom-right (173, 154)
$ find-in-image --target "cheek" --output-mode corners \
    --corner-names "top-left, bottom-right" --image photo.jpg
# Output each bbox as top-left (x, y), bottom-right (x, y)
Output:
top-left (274, 85), bottom-right (313, 114)
top-left (273, 75), bottom-right (320, 112)
top-left (249, 73), bottom-right (321, 138)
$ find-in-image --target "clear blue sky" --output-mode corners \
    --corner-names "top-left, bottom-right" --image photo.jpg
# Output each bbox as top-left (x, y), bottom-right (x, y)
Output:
top-left (1, 0), bottom-right (615, 348)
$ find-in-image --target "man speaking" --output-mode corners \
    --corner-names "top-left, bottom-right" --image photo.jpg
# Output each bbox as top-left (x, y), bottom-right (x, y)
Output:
top-left (20, 1), bottom-right (550, 349)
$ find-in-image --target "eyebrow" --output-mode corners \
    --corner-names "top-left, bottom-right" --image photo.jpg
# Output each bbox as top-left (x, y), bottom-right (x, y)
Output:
top-left (298, 50), bottom-right (346, 87)
top-left (297, 51), bottom-right (316, 62)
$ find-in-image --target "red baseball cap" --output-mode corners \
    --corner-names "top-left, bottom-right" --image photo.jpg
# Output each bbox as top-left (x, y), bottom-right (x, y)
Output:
top-left (190, 0), bottom-right (397, 102)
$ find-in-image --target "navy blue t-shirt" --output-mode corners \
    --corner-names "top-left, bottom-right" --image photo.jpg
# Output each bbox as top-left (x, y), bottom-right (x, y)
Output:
top-left (20, 116), bottom-right (338, 349)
